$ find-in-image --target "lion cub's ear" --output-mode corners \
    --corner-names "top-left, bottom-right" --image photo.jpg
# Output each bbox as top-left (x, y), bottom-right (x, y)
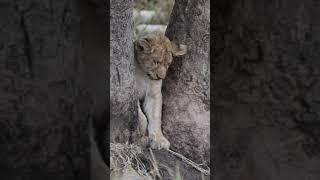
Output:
top-left (171, 42), bottom-right (187, 57)
top-left (135, 37), bottom-right (153, 53)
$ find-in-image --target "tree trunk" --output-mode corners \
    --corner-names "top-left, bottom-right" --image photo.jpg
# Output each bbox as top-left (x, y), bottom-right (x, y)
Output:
top-left (163, 0), bottom-right (210, 163)
top-left (110, 0), bottom-right (138, 143)
top-left (0, 0), bottom-right (107, 179)
top-left (214, 0), bottom-right (320, 179)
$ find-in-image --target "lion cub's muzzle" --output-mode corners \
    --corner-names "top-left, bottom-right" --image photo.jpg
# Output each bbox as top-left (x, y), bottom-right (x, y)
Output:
top-left (147, 73), bottom-right (166, 80)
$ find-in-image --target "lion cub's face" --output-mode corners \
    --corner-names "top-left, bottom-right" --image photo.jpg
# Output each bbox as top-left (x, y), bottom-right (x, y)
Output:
top-left (134, 31), bottom-right (187, 80)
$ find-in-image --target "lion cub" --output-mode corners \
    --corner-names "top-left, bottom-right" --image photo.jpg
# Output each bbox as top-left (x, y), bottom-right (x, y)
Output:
top-left (134, 31), bottom-right (187, 149)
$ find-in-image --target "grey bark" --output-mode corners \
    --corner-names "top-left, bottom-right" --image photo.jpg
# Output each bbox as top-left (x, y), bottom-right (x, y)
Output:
top-left (163, 0), bottom-right (210, 163)
top-left (214, 0), bottom-right (320, 179)
top-left (0, 0), bottom-right (108, 179)
top-left (110, 0), bottom-right (138, 143)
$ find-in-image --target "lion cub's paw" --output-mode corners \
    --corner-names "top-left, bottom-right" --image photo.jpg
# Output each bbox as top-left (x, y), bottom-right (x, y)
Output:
top-left (149, 133), bottom-right (170, 150)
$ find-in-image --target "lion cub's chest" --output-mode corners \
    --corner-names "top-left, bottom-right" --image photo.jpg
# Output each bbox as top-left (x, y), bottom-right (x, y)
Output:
top-left (136, 70), bottom-right (148, 101)
top-left (135, 64), bottom-right (162, 101)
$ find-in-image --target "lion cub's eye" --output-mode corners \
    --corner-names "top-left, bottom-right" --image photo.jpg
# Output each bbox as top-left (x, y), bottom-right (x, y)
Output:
top-left (153, 60), bottom-right (160, 65)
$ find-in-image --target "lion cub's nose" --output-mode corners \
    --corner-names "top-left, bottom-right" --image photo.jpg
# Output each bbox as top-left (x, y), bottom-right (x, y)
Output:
top-left (157, 67), bottom-right (166, 79)
top-left (156, 74), bottom-right (165, 79)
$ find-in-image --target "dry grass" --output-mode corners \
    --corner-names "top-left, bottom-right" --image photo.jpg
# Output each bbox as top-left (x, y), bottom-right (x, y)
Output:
top-left (110, 143), bottom-right (209, 180)
top-left (110, 143), bottom-right (190, 180)
top-left (110, 143), bottom-right (166, 180)
top-left (110, 143), bottom-right (151, 179)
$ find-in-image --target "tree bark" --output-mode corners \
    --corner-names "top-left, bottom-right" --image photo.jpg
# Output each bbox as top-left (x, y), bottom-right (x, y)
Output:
top-left (214, 0), bottom-right (320, 179)
top-left (110, 0), bottom-right (138, 143)
top-left (163, 0), bottom-right (210, 163)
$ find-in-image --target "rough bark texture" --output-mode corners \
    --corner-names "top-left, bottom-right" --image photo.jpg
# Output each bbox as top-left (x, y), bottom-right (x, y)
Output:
top-left (163, 0), bottom-right (210, 164)
top-left (0, 0), bottom-right (108, 179)
top-left (214, 0), bottom-right (320, 179)
top-left (110, 0), bottom-right (138, 143)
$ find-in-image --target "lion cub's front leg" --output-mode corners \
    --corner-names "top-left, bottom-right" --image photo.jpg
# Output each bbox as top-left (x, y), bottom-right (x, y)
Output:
top-left (143, 80), bottom-right (170, 150)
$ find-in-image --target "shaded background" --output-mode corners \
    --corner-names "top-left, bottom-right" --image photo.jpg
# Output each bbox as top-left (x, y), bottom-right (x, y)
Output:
top-left (213, 0), bottom-right (320, 179)
top-left (0, 0), bottom-right (107, 179)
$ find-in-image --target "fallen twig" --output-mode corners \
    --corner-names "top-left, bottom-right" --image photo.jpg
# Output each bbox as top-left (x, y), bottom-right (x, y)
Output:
top-left (166, 149), bottom-right (210, 176)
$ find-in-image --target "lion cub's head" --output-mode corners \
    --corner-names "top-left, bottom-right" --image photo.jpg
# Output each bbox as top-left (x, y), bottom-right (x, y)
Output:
top-left (134, 31), bottom-right (187, 80)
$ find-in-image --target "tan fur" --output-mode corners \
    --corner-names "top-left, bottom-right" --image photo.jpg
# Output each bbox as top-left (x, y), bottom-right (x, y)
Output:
top-left (134, 31), bottom-right (187, 149)
top-left (134, 31), bottom-right (187, 80)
